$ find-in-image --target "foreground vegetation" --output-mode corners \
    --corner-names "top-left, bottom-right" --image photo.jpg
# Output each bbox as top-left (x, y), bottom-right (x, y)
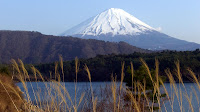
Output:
top-left (0, 57), bottom-right (200, 112)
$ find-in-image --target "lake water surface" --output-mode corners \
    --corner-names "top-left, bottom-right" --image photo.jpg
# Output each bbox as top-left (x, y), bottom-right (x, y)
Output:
top-left (17, 82), bottom-right (200, 112)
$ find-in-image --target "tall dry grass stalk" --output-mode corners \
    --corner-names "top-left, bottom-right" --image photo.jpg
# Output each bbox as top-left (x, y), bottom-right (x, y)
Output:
top-left (84, 64), bottom-right (97, 112)
top-left (111, 75), bottom-right (117, 112)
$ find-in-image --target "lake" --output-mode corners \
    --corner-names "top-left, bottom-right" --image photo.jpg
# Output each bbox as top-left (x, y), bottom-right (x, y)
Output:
top-left (17, 82), bottom-right (200, 112)
top-left (160, 83), bottom-right (200, 112)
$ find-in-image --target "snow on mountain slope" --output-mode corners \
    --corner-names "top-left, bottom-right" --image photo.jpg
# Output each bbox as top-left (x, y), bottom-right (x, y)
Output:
top-left (61, 8), bottom-right (200, 51)
top-left (62, 8), bottom-right (155, 36)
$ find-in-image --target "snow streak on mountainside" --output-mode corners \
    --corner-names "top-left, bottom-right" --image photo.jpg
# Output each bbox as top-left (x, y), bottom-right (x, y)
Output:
top-left (62, 8), bottom-right (155, 36)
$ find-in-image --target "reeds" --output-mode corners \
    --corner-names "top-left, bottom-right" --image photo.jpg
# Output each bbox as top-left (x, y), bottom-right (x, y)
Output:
top-left (1, 58), bottom-right (200, 112)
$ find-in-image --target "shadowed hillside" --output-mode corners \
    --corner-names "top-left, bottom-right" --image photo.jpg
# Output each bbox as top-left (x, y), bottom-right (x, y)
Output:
top-left (0, 31), bottom-right (150, 64)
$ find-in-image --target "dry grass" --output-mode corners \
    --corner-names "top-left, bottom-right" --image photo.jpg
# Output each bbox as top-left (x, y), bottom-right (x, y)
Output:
top-left (0, 58), bottom-right (200, 112)
top-left (0, 74), bottom-right (24, 112)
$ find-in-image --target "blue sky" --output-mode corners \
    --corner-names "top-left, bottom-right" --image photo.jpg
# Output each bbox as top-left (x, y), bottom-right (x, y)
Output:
top-left (0, 0), bottom-right (200, 43)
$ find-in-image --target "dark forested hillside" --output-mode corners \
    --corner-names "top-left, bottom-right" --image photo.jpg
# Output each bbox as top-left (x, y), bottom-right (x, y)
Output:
top-left (0, 30), bottom-right (150, 64)
top-left (34, 50), bottom-right (200, 82)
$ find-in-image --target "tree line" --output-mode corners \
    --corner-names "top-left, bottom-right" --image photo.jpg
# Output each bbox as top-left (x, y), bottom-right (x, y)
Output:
top-left (32, 49), bottom-right (200, 82)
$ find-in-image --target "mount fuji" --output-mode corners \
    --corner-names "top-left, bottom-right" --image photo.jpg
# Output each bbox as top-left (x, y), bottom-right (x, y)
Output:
top-left (61, 8), bottom-right (200, 51)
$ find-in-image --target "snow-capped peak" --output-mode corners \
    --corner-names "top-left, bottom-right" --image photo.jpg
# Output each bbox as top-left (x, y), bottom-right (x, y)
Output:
top-left (62, 8), bottom-right (155, 36)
